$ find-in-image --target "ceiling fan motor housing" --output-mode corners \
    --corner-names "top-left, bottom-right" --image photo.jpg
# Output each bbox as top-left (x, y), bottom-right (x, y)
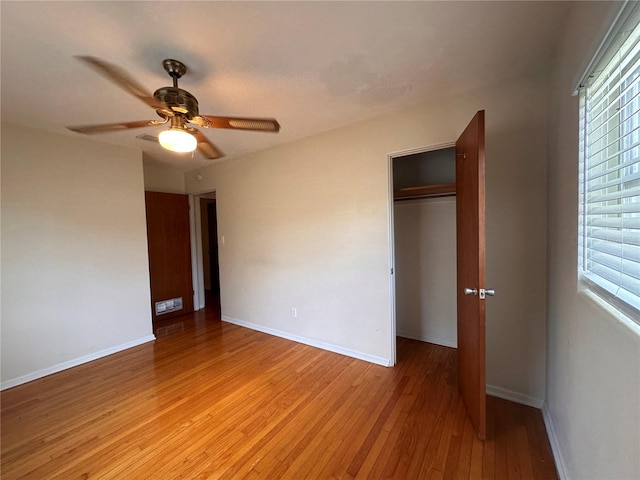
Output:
top-left (154, 86), bottom-right (199, 118)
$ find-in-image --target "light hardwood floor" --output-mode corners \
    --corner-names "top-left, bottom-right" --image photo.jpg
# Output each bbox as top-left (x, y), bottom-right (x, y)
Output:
top-left (1, 304), bottom-right (558, 479)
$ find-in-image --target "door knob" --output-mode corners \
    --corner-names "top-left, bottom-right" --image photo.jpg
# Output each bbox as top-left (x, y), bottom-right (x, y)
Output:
top-left (479, 288), bottom-right (495, 299)
top-left (464, 288), bottom-right (495, 298)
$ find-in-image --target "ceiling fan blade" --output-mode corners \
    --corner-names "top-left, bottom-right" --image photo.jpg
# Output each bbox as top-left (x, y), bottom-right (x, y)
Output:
top-left (68, 119), bottom-right (167, 134)
top-left (196, 115), bottom-right (280, 133)
top-left (76, 56), bottom-right (173, 116)
top-left (193, 130), bottom-right (224, 159)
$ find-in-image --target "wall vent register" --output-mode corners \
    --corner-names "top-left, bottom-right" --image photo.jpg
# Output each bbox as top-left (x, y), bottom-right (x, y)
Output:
top-left (155, 297), bottom-right (183, 315)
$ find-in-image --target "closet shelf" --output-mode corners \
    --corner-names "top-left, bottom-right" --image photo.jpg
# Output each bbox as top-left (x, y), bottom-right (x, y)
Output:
top-left (394, 183), bottom-right (456, 200)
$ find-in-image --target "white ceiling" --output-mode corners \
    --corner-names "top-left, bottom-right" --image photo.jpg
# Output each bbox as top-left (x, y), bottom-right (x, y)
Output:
top-left (1, 1), bottom-right (572, 172)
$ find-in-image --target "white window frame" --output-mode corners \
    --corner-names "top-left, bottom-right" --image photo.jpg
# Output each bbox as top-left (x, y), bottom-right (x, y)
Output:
top-left (578, 1), bottom-right (640, 322)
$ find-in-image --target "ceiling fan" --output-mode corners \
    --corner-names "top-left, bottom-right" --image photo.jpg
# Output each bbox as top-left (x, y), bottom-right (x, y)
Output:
top-left (67, 57), bottom-right (280, 159)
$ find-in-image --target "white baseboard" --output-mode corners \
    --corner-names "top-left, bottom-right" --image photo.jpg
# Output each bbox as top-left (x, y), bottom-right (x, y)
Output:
top-left (542, 405), bottom-right (568, 480)
top-left (486, 384), bottom-right (544, 409)
top-left (1, 334), bottom-right (156, 391)
top-left (396, 330), bottom-right (457, 348)
top-left (222, 316), bottom-right (391, 367)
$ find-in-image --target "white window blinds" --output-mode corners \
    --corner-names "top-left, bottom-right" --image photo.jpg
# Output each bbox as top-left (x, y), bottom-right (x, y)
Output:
top-left (579, 6), bottom-right (640, 320)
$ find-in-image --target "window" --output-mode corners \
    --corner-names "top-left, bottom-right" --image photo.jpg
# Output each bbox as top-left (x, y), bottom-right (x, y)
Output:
top-left (578, 7), bottom-right (640, 321)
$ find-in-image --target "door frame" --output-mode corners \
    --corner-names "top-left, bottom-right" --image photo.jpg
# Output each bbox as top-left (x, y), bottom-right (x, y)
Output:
top-left (189, 191), bottom-right (217, 311)
top-left (387, 141), bottom-right (456, 366)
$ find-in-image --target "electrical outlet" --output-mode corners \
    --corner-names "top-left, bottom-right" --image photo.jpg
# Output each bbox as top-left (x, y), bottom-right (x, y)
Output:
top-left (291, 307), bottom-right (297, 318)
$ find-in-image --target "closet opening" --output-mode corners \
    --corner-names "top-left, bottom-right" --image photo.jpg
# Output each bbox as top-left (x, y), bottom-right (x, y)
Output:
top-left (390, 144), bottom-right (457, 363)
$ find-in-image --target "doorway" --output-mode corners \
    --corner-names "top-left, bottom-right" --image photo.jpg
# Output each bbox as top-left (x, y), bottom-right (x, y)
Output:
top-left (388, 143), bottom-right (457, 363)
top-left (200, 196), bottom-right (220, 308)
top-left (388, 111), bottom-right (488, 439)
top-left (190, 191), bottom-right (221, 312)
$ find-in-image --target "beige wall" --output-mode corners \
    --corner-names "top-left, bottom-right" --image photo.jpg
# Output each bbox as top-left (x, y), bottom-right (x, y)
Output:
top-left (143, 162), bottom-right (185, 194)
top-left (1, 123), bottom-right (154, 388)
top-left (186, 72), bottom-right (549, 403)
top-left (546, 2), bottom-right (640, 478)
top-left (188, 127), bottom-right (394, 364)
top-left (394, 197), bottom-right (457, 347)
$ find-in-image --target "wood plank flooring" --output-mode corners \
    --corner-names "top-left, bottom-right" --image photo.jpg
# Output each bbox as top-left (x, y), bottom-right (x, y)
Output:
top-left (1, 305), bottom-right (558, 479)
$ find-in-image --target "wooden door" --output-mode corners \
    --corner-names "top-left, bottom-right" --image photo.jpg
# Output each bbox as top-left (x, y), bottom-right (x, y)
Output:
top-left (455, 110), bottom-right (487, 440)
top-left (145, 191), bottom-right (194, 322)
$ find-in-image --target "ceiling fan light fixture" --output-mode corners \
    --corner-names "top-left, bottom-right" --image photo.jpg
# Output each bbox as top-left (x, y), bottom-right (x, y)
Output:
top-left (158, 127), bottom-right (197, 153)
top-left (66, 57), bottom-right (279, 160)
